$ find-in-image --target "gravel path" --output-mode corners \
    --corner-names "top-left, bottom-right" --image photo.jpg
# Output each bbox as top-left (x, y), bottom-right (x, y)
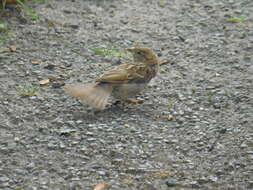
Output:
top-left (0, 0), bottom-right (252, 189)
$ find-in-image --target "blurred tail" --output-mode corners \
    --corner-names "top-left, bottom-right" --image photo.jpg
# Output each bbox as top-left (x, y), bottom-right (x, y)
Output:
top-left (64, 83), bottom-right (113, 110)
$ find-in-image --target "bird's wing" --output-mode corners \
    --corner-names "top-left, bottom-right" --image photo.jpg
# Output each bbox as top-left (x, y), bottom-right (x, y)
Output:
top-left (96, 63), bottom-right (146, 84)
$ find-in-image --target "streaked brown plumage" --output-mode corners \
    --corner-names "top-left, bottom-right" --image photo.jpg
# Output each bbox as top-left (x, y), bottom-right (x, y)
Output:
top-left (64, 47), bottom-right (159, 110)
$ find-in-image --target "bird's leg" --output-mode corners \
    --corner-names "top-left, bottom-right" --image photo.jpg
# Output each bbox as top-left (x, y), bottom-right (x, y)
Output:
top-left (113, 98), bottom-right (143, 111)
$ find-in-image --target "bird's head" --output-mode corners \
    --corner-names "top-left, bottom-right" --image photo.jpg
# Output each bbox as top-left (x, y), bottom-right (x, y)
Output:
top-left (127, 47), bottom-right (158, 64)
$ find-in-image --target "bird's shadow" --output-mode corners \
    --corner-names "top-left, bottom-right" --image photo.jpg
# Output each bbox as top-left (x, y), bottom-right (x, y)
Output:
top-left (67, 101), bottom-right (157, 123)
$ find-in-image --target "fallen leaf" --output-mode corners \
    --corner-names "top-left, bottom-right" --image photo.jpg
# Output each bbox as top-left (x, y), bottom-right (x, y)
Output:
top-left (165, 114), bottom-right (173, 121)
top-left (9, 45), bottom-right (17, 52)
top-left (17, 86), bottom-right (40, 97)
top-left (0, 48), bottom-right (10, 53)
top-left (93, 183), bottom-right (108, 190)
top-left (150, 170), bottom-right (171, 179)
top-left (58, 65), bottom-right (66, 69)
top-left (39, 79), bottom-right (50, 85)
top-left (32, 60), bottom-right (41, 65)
top-left (0, 24), bottom-right (7, 31)
top-left (121, 177), bottom-right (134, 185)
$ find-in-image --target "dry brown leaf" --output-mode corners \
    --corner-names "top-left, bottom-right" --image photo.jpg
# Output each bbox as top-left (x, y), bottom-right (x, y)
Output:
top-left (58, 65), bottom-right (66, 69)
top-left (0, 48), bottom-right (10, 53)
top-left (9, 45), bottom-right (17, 52)
top-left (39, 79), bottom-right (50, 85)
top-left (93, 183), bottom-right (108, 190)
top-left (164, 114), bottom-right (173, 121)
top-left (32, 60), bottom-right (41, 65)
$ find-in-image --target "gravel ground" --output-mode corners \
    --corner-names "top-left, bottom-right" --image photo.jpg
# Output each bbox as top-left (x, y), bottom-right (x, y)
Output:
top-left (0, 0), bottom-right (253, 189)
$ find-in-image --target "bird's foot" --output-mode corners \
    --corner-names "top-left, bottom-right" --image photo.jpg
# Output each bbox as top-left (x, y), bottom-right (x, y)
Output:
top-left (126, 98), bottom-right (144, 104)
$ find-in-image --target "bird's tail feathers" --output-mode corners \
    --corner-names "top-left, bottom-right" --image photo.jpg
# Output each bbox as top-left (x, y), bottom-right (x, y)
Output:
top-left (64, 83), bottom-right (112, 110)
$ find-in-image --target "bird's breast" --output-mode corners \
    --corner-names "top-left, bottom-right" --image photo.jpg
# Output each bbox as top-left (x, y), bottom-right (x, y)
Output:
top-left (112, 83), bottom-right (147, 100)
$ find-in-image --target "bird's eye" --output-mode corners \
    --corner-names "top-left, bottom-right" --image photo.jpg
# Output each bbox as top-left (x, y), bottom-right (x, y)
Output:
top-left (137, 51), bottom-right (142, 55)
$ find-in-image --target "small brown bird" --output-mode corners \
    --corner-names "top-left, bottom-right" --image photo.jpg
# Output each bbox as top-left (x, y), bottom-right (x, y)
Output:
top-left (64, 47), bottom-right (159, 110)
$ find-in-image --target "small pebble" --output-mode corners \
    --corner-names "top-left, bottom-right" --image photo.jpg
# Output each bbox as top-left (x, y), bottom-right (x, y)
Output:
top-left (166, 179), bottom-right (178, 187)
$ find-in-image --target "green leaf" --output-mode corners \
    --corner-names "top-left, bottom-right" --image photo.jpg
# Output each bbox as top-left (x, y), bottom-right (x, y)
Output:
top-left (0, 24), bottom-right (7, 31)
top-left (228, 16), bottom-right (246, 23)
top-left (91, 46), bottom-right (130, 58)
